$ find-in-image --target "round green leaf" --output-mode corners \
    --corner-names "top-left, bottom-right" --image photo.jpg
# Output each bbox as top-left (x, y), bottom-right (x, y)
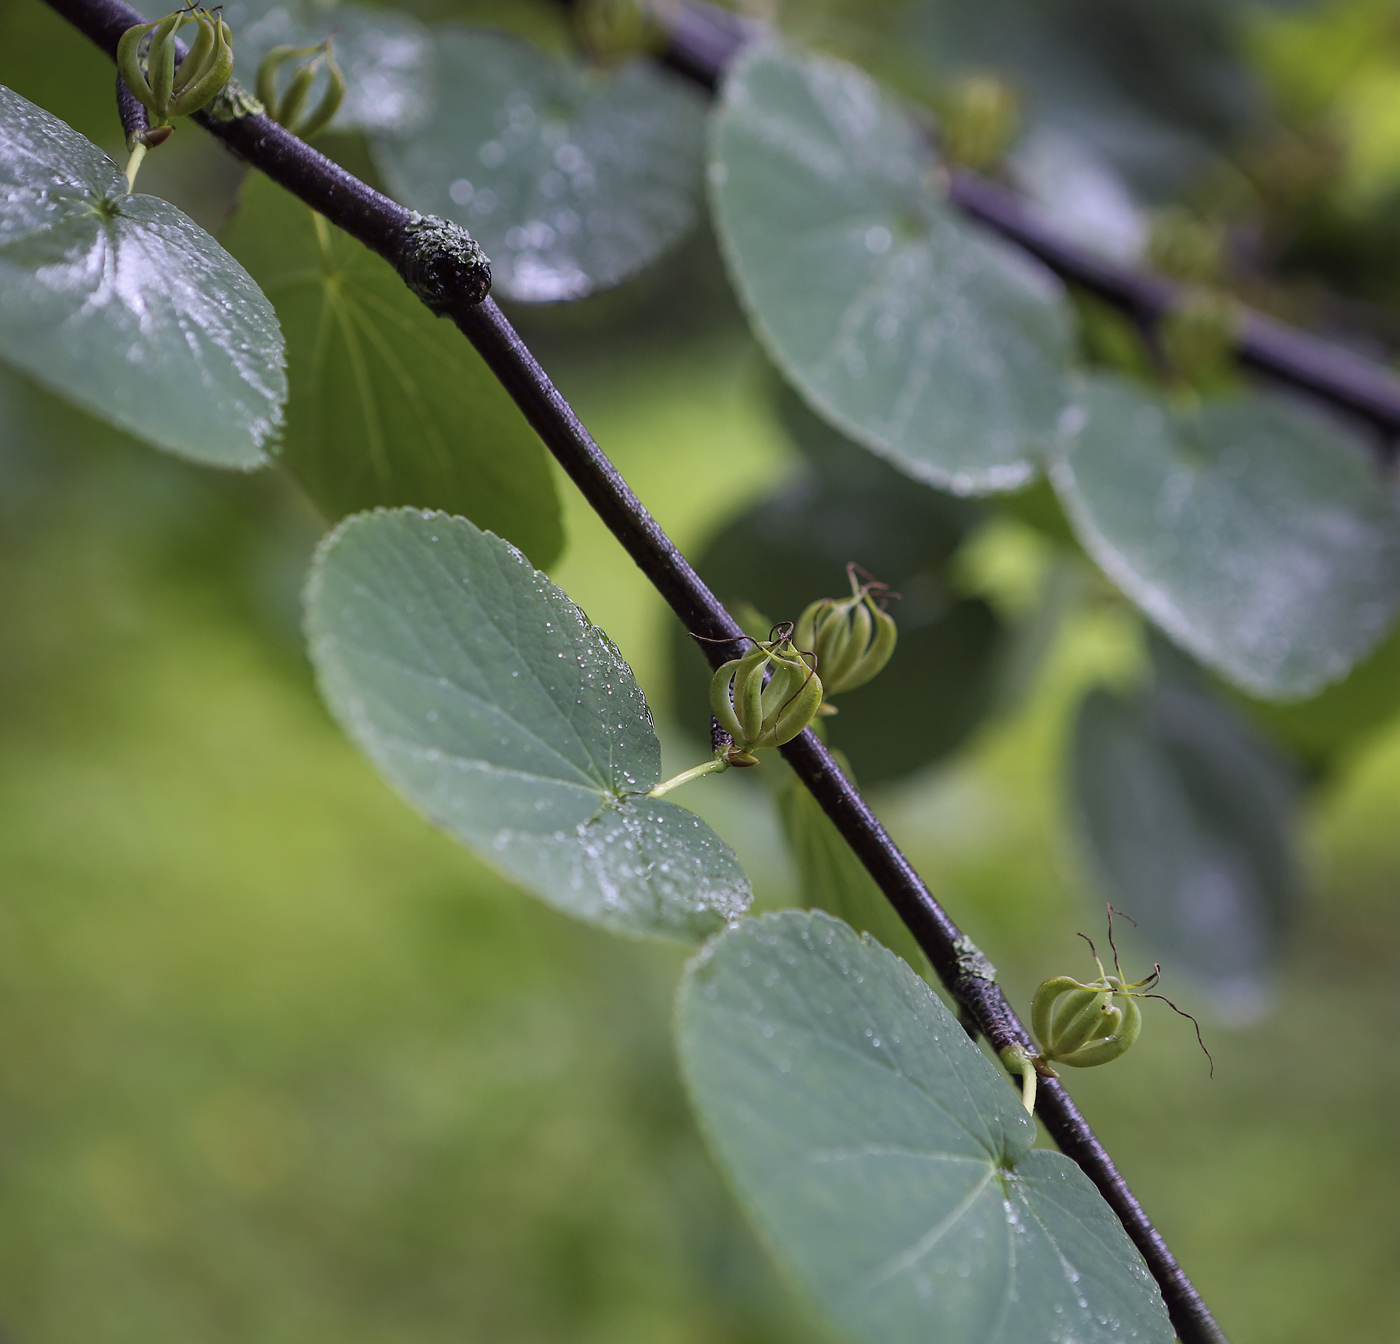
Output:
top-left (677, 910), bottom-right (1175, 1344)
top-left (223, 173), bottom-right (562, 568)
top-left (1053, 377), bottom-right (1400, 699)
top-left (306, 508), bottom-right (750, 941)
top-left (709, 44), bottom-right (1075, 494)
top-left (373, 27), bottom-right (706, 302)
top-left (227, 0), bottom-right (434, 135)
top-left (1072, 640), bottom-right (1300, 1019)
top-left (0, 87), bottom-right (284, 470)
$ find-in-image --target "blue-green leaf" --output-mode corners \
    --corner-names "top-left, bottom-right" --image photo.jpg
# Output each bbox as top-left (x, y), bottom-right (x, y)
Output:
top-left (373, 26), bottom-right (706, 302)
top-left (306, 508), bottom-right (751, 941)
top-left (1053, 377), bottom-right (1400, 699)
top-left (677, 910), bottom-right (1175, 1344)
top-left (1071, 639), bottom-right (1300, 1018)
top-left (0, 86), bottom-right (284, 470)
top-left (709, 44), bottom-right (1075, 494)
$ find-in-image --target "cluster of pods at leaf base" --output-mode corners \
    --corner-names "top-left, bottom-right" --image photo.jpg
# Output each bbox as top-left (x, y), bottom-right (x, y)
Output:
top-left (1002, 907), bottom-right (1213, 1115)
top-left (256, 38), bottom-right (346, 139)
top-left (650, 568), bottom-right (900, 799)
top-left (794, 563), bottom-right (899, 702)
top-left (118, 5), bottom-right (234, 138)
top-left (709, 622), bottom-right (824, 765)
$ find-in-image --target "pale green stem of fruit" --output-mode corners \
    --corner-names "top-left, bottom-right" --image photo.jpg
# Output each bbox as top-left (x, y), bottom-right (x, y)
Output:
top-left (998, 1044), bottom-right (1039, 1114)
top-left (648, 756), bottom-right (731, 799)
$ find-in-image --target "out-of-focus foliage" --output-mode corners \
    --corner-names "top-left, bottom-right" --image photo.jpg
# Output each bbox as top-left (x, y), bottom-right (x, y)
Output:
top-left (374, 26), bottom-right (707, 301)
top-left (5, 0), bottom-right (1400, 1340)
top-left (710, 43), bottom-right (1074, 494)
top-left (1052, 377), bottom-right (1400, 700)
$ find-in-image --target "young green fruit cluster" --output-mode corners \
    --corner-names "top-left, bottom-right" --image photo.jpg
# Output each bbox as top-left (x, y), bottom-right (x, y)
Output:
top-left (118, 7), bottom-right (234, 134)
top-left (1032, 971), bottom-right (1146, 1069)
top-left (794, 566), bottom-right (897, 701)
top-left (709, 623), bottom-right (823, 761)
top-left (256, 39), bottom-right (346, 139)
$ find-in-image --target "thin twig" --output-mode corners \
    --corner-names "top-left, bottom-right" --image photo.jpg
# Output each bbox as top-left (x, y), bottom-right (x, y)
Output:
top-left (41, 1), bottom-right (1228, 1339)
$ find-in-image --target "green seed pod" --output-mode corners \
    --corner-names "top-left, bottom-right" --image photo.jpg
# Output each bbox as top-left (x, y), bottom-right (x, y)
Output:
top-left (1030, 909), bottom-right (1211, 1074)
top-left (147, 11), bottom-right (182, 113)
top-left (709, 624), bottom-right (824, 754)
top-left (256, 39), bottom-right (344, 137)
top-left (294, 45), bottom-right (346, 139)
top-left (167, 16), bottom-right (234, 118)
top-left (173, 12), bottom-right (217, 96)
top-left (117, 20), bottom-right (160, 114)
top-left (1032, 975), bottom-right (1135, 1069)
top-left (939, 73), bottom-right (1019, 173)
top-left (117, 9), bottom-right (234, 127)
top-left (278, 60), bottom-right (319, 130)
top-left (794, 566), bottom-right (897, 698)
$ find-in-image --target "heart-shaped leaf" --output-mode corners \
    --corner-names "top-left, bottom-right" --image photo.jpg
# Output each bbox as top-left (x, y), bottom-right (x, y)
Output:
top-left (373, 26), bottom-right (706, 302)
top-left (1071, 638), bottom-right (1300, 1019)
top-left (223, 173), bottom-right (562, 567)
top-left (0, 87), bottom-right (285, 470)
top-left (306, 508), bottom-right (751, 941)
top-left (677, 909), bottom-right (1175, 1344)
top-left (227, 0), bottom-right (435, 135)
top-left (709, 44), bottom-right (1075, 494)
top-left (1053, 377), bottom-right (1400, 699)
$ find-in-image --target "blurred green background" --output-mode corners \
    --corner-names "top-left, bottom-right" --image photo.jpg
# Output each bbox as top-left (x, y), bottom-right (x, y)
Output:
top-left (4, 0), bottom-right (1400, 1341)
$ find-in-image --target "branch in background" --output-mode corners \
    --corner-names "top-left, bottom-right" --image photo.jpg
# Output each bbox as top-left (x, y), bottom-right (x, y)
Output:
top-left (40, 0), bottom-right (1227, 1339)
top-left (652, 0), bottom-right (1400, 456)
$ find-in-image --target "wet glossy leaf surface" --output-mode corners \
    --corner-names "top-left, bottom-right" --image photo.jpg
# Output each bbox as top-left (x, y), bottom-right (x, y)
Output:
top-left (1053, 377), bottom-right (1400, 699)
top-left (0, 87), bottom-right (284, 469)
top-left (671, 390), bottom-right (1002, 785)
top-left (223, 174), bottom-right (562, 567)
top-left (1072, 640), bottom-right (1300, 1019)
top-left (306, 508), bottom-right (750, 941)
top-left (710, 44), bottom-right (1075, 494)
top-left (677, 910), bottom-right (1175, 1344)
top-left (224, 0), bottom-right (434, 134)
top-left (373, 27), bottom-right (706, 301)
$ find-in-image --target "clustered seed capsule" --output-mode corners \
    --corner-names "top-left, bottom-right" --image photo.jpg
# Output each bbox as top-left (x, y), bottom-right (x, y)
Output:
top-left (1029, 908), bottom-right (1212, 1075)
top-left (256, 39), bottom-right (346, 138)
top-left (118, 6), bottom-right (234, 131)
top-left (709, 623), bottom-right (824, 760)
top-left (1032, 972), bottom-right (1145, 1069)
top-left (794, 565), bottom-right (897, 701)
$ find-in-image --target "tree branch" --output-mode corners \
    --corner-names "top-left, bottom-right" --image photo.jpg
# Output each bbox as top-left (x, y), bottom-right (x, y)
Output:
top-left (39, 0), bottom-right (1227, 1338)
top-left (650, 0), bottom-right (1400, 454)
